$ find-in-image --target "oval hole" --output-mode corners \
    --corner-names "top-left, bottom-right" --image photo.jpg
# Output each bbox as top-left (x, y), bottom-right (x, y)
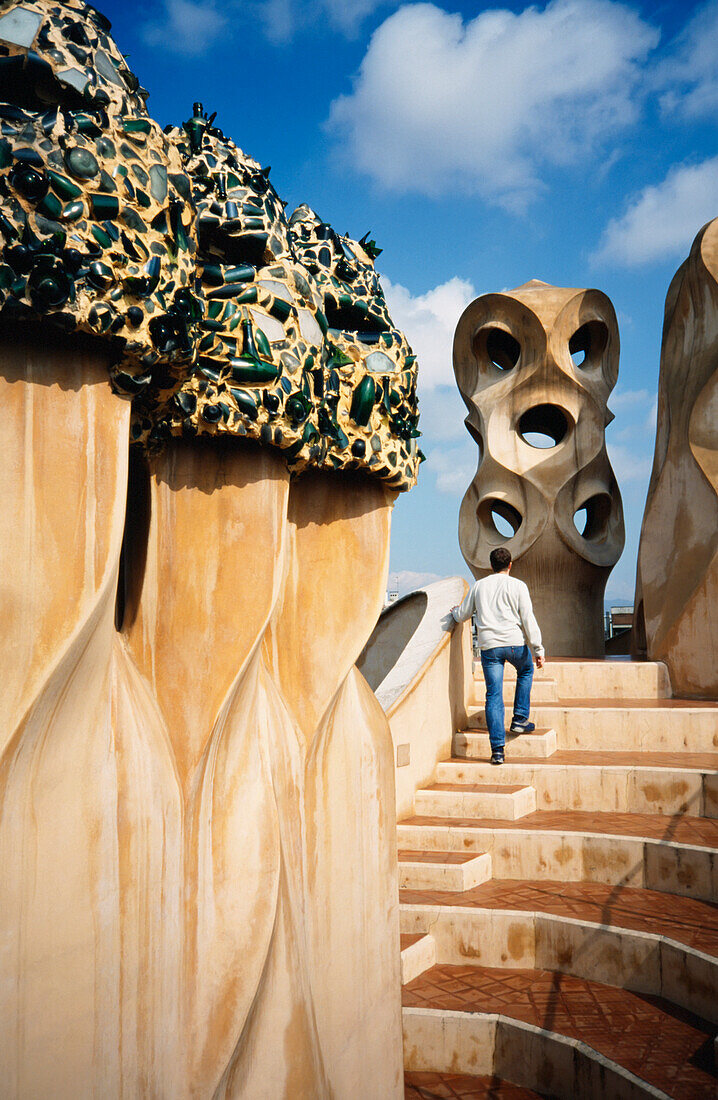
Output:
top-left (574, 493), bottom-right (612, 541)
top-left (569, 320), bottom-right (608, 369)
top-left (518, 404), bottom-right (569, 448)
top-left (478, 498), bottom-right (522, 541)
top-left (492, 509), bottom-right (516, 538)
top-left (474, 326), bottom-right (520, 372)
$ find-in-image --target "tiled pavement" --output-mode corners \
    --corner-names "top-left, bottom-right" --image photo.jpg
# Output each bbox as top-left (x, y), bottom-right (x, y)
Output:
top-left (403, 964), bottom-right (717, 1099)
top-left (400, 809), bottom-right (718, 846)
top-left (400, 879), bottom-right (718, 955)
top-left (401, 933), bottom-right (427, 950)
top-left (404, 1071), bottom-right (544, 1098)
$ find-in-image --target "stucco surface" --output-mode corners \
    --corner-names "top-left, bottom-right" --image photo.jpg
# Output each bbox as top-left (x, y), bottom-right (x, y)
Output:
top-left (634, 219), bottom-right (718, 698)
top-left (453, 280), bottom-right (624, 656)
top-left (0, 335), bottom-right (403, 1098)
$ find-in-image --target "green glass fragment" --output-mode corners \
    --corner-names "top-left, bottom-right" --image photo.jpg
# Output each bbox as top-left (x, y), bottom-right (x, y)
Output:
top-left (229, 388), bottom-right (259, 420)
top-left (122, 118), bottom-right (151, 134)
top-left (254, 325), bottom-right (272, 360)
top-left (38, 191), bottom-right (62, 219)
top-left (48, 169), bottom-right (82, 200)
top-left (202, 264), bottom-right (223, 286)
top-left (349, 375), bottom-right (376, 427)
top-left (230, 358), bottom-right (281, 385)
top-left (208, 300), bottom-right (222, 319)
top-left (269, 297), bottom-right (291, 323)
top-left (0, 140), bottom-right (11, 169)
top-left (90, 193), bottom-right (119, 220)
top-left (91, 223), bottom-right (112, 248)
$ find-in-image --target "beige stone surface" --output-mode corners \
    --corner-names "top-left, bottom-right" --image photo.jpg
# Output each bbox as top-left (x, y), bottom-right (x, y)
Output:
top-left (634, 219), bottom-right (718, 697)
top-left (454, 280), bottom-right (624, 656)
top-left (0, 334), bottom-right (131, 1098)
top-left (402, 1008), bottom-right (496, 1076)
top-left (0, 341), bottom-right (403, 1097)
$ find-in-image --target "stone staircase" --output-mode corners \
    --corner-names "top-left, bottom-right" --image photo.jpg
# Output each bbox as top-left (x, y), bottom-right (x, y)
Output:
top-left (399, 660), bottom-right (718, 1099)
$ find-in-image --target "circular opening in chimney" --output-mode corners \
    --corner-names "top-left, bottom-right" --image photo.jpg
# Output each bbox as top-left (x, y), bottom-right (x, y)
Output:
top-left (517, 404), bottom-right (569, 448)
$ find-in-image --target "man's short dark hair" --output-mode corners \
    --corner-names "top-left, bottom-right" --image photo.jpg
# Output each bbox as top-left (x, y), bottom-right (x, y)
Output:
top-left (490, 547), bottom-right (512, 573)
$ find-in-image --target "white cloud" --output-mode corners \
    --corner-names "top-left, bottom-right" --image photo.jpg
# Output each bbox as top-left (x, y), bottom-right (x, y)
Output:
top-left (143, 0), bottom-right (393, 50)
top-left (607, 442), bottom-right (653, 484)
top-left (610, 388), bottom-right (652, 411)
top-left (383, 274), bottom-right (478, 490)
top-left (142, 0), bottom-right (227, 56)
top-left (426, 445), bottom-right (477, 496)
top-left (656, 0), bottom-right (718, 120)
top-left (383, 274), bottom-right (476, 390)
top-left (592, 156), bottom-right (718, 266)
top-left (328, 0), bottom-right (658, 208)
top-left (319, 0), bottom-right (397, 36)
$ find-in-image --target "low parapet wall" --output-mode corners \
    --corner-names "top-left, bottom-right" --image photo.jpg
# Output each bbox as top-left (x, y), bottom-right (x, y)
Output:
top-left (358, 578), bottom-right (473, 820)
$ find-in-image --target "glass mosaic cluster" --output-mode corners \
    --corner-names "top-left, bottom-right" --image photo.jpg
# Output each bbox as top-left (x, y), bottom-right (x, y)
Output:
top-left (0, 0), bottom-right (422, 489)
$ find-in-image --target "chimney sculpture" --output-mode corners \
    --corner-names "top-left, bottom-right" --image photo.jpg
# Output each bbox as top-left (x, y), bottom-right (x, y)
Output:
top-left (453, 280), bottom-right (624, 656)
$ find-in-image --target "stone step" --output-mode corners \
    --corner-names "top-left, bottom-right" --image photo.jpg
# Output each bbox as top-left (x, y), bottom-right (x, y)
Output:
top-left (400, 932), bottom-right (436, 985)
top-left (403, 965), bottom-right (715, 1097)
top-left (454, 728), bottom-right (557, 760)
top-left (398, 849), bottom-right (492, 892)
top-left (399, 899), bottom-right (718, 1025)
top-left (434, 757), bottom-right (718, 817)
top-left (400, 879), bottom-right (718, 963)
top-left (414, 783), bottom-right (536, 821)
top-left (531, 700), bottom-right (718, 752)
top-left (469, 679), bottom-right (558, 705)
top-left (396, 812), bottom-right (718, 903)
top-left (405, 1070), bottom-right (544, 1098)
top-left (473, 659), bottom-right (672, 700)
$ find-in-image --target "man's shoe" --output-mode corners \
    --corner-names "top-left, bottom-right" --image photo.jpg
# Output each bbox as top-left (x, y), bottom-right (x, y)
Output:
top-left (490, 751), bottom-right (504, 765)
top-left (509, 719), bottom-right (535, 734)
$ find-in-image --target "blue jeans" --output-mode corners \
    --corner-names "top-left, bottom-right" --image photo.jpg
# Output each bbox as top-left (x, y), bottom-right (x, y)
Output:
top-left (480, 645), bottom-right (534, 752)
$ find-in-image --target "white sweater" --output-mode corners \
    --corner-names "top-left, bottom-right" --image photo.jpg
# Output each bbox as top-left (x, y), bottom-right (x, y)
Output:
top-left (452, 572), bottom-right (545, 657)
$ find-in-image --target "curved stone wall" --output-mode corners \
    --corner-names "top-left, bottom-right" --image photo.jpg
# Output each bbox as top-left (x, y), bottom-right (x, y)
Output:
top-left (634, 219), bottom-right (718, 697)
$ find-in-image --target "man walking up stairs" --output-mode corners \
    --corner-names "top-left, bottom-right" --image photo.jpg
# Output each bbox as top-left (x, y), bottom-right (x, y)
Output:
top-left (451, 548), bottom-right (544, 765)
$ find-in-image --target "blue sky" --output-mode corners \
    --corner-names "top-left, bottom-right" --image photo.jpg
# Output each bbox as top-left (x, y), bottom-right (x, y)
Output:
top-left (103, 0), bottom-right (718, 601)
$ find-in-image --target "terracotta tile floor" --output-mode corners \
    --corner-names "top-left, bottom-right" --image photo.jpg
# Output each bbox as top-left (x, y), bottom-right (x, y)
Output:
top-left (401, 933), bottom-right (427, 950)
top-left (450, 750), bottom-right (718, 770)
top-left (399, 850), bottom-right (479, 864)
top-left (400, 810), bottom-right (718, 847)
top-left (399, 879), bottom-right (718, 956)
top-left (403, 965), bottom-right (717, 1099)
top-left (404, 1071), bottom-right (544, 1098)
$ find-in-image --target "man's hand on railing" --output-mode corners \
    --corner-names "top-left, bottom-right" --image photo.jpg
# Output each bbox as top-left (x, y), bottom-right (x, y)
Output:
top-left (440, 611), bottom-right (456, 632)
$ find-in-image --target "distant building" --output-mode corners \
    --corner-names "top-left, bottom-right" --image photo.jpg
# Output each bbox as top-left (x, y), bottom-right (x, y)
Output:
top-left (605, 605), bottom-right (634, 640)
